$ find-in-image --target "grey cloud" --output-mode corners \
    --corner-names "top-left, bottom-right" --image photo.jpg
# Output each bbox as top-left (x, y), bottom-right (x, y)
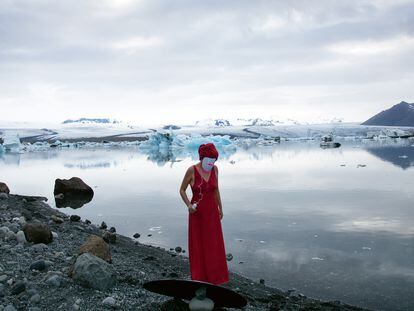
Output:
top-left (0, 0), bottom-right (413, 123)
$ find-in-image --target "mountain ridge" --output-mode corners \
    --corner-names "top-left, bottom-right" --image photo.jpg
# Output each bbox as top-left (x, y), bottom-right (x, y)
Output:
top-left (362, 101), bottom-right (414, 126)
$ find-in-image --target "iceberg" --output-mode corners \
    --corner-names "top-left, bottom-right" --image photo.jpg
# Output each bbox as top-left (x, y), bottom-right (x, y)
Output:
top-left (1, 131), bottom-right (21, 152)
top-left (138, 132), bottom-right (237, 164)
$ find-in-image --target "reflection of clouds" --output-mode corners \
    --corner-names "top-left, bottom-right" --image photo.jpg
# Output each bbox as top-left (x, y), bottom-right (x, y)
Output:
top-left (255, 246), bottom-right (314, 271)
top-left (333, 218), bottom-right (414, 235)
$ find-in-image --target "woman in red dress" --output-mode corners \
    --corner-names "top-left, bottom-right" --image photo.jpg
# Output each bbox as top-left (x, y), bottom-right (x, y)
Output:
top-left (179, 143), bottom-right (230, 285)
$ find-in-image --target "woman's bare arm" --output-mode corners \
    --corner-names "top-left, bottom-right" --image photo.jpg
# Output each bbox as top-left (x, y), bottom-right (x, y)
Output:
top-left (179, 166), bottom-right (193, 209)
top-left (214, 166), bottom-right (223, 213)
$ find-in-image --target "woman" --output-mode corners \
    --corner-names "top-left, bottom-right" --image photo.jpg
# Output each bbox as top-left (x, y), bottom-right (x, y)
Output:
top-left (179, 142), bottom-right (230, 285)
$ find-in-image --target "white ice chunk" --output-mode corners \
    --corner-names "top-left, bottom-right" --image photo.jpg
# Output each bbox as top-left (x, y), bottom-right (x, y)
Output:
top-left (1, 131), bottom-right (21, 152)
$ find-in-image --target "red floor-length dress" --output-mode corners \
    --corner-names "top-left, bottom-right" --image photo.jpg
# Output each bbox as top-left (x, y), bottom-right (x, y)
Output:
top-left (188, 164), bottom-right (230, 285)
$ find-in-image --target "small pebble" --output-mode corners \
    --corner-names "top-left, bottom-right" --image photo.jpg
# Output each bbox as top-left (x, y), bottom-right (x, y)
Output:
top-left (30, 260), bottom-right (47, 271)
top-left (102, 296), bottom-right (116, 308)
top-left (45, 275), bottom-right (61, 287)
top-left (133, 233), bottom-right (140, 238)
top-left (30, 293), bottom-right (41, 304)
top-left (51, 215), bottom-right (64, 224)
top-left (16, 231), bottom-right (27, 244)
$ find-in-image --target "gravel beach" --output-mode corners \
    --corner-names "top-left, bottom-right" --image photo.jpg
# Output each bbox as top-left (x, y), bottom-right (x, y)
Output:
top-left (0, 192), bottom-right (369, 311)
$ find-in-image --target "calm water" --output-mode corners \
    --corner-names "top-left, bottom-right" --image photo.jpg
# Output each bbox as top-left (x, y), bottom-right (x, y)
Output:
top-left (1, 139), bottom-right (414, 311)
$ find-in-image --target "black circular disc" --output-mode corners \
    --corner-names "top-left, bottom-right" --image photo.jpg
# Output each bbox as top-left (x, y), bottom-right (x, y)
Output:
top-left (143, 279), bottom-right (247, 308)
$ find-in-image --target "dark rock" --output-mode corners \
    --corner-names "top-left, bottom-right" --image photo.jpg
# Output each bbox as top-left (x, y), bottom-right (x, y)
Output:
top-left (100, 221), bottom-right (107, 230)
top-left (174, 246), bottom-right (182, 253)
top-left (226, 253), bottom-right (233, 261)
top-left (85, 219), bottom-right (91, 225)
top-left (168, 272), bottom-right (179, 278)
top-left (102, 231), bottom-right (116, 244)
top-left (259, 279), bottom-right (265, 285)
top-left (70, 215), bottom-right (81, 222)
top-left (147, 234), bottom-right (152, 237)
top-left (30, 260), bottom-right (47, 271)
top-left (0, 182), bottom-right (10, 194)
top-left (133, 233), bottom-right (140, 238)
top-left (78, 235), bottom-right (112, 263)
top-left (23, 222), bottom-right (53, 244)
top-left (143, 256), bottom-right (156, 261)
top-left (109, 227), bottom-right (116, 233)
top-left (11, 281), bottom-right (26, 295)
top-left (54, 177), bottom-right (94, 196)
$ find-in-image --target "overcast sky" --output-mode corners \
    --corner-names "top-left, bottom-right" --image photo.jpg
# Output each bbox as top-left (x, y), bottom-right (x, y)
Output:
top-left (1, 0), bottom-right (413, 126)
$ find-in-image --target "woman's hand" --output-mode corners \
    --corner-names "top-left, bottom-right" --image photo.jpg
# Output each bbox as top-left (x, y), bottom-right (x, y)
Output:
top-left (218, 208), bottom-right (223, 220)
top-left (187, 203), bottom-right (197, 214)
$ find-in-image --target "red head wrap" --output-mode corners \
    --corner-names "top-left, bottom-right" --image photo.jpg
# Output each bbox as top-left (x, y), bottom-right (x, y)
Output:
top-left (198, 143), bottom-right (219, 161)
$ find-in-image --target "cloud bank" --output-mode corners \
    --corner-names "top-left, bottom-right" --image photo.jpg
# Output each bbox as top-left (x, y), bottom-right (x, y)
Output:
top-left (0, 0), bottom-right (413, 125)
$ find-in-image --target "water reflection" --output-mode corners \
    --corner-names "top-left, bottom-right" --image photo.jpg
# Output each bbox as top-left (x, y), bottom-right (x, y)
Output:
top-left (0, 140), bottom-right (413, 310)
top-left (366, 145), bottom-right (414, 169)
top-left (64, 161), bottom-right (115, 169)
top-left (54, 192), bottom-right (94, 209)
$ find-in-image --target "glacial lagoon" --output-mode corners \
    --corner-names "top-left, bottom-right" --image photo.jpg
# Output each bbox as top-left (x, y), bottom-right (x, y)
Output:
top-left (1, 139), bottom-right (413, 310)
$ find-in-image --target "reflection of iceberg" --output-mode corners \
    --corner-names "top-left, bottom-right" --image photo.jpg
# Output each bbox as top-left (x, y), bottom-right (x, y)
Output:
top-left (0, 153), bottom-right (21, 166)
top-left (138, 132), bottom-right (237, 165)
top-left (365, 145), bottom-right (414, 169)
top-left (64, 161), bottom-right (114, 169)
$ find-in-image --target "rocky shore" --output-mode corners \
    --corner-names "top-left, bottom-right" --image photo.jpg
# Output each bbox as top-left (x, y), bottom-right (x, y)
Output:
top-left (0, 192), bottom-right (369, 311)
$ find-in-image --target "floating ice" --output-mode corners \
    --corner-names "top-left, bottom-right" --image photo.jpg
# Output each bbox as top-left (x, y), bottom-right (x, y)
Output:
top-left (149, 226), bottom-right (162, 231)
top-left (311, 257), bottom-right (324, 261)
top-left (138, 132), bottom-right (237, 165)
top-left (1, 131), bottom-right (21, 152)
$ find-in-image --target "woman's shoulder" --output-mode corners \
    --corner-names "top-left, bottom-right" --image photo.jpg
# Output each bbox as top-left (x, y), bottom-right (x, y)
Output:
top-left (187, 164), bottom-right (195, 173)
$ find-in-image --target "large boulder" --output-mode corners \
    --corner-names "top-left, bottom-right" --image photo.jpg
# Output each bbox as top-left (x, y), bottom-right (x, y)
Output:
top-left (78, 235), bottom-right (112, 263)
top-left (54, 177), bottom-right (94, 196)
top-left (0, 182), bottom-right (10, 194)
top-left (23, 222), bottom-right (53, 244)
top-left (71, 253), bottom-right (116, 290)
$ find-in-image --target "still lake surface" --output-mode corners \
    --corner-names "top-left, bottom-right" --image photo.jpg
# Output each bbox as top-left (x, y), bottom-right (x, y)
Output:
top-left (1, 139), bottom-right (414, 311)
